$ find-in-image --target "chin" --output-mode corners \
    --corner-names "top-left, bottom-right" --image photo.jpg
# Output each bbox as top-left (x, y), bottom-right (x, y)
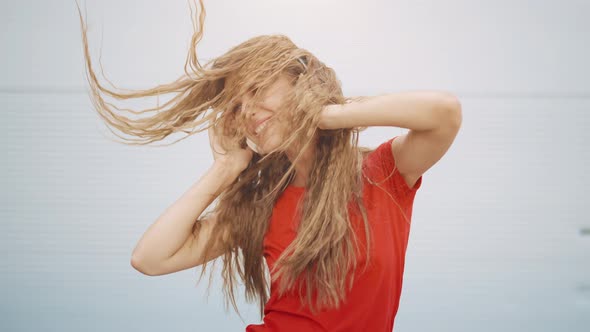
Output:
top-left (259, 137), bottom-right (282, 154)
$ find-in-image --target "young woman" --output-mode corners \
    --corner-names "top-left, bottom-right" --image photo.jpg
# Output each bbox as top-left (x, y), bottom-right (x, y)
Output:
top-left (77, 1), bottom-right (461, 331)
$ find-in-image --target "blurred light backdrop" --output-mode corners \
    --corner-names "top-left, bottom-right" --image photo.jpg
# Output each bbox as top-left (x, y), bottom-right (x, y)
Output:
top-left (1, 0), bottom-right (588, 331)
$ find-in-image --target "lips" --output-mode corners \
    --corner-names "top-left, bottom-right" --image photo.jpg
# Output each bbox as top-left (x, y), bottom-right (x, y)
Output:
top-left (251, 116), bottom-right (272, 136)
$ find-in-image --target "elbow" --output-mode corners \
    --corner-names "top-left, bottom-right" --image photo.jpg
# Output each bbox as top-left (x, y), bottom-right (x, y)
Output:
top-left (131, 253), bottom-right (159, 276)
top-left (437, 92), bottom-right (462, 129)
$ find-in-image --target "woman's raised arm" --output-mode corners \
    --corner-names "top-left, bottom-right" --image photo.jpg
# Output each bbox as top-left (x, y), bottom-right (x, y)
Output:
top-left (131, 125), bottom-right (254, 276)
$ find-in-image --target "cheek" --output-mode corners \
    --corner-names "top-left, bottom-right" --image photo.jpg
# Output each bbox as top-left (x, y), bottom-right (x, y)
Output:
top-left (272, 119), bottom-right (290, 135)
top-left (268, 121), bottom-right (286, 139)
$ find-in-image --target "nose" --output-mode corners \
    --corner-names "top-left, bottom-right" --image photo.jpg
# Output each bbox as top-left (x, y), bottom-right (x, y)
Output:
top-left (241, 90), bottom-right (261, 118)
top-left (244, 105), bottom-right (254, 118)
top-left (238, 102), bottom-right (256, 131)
top-left (242, 100), bottom-right (258, 120)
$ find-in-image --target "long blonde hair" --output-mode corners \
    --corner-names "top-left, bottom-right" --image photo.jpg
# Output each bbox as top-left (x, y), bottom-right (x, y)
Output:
top-left (75, 0), bottom-right (402, 319)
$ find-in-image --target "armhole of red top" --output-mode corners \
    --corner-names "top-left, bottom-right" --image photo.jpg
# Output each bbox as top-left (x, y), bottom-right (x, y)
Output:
top-left (382, 136), bottom-right (423, 201)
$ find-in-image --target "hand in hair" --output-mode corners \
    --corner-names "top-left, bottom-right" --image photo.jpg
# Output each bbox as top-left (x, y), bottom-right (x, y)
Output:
top-left (318, 97), bottom-right (365, 130)
top-left (318, 103), bottom-right (344, 130)
top-left (207, 124), bottom-right (254, 173)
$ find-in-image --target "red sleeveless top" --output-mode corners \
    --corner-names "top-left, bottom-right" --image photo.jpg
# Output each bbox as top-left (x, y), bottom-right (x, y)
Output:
top-left (246, 136), bottom-right (423, 332)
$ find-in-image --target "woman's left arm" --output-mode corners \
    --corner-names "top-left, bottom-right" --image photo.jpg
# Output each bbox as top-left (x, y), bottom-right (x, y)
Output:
top-left (320, 91), bottom-right (461, 131)
top-left (319, 91), bottom-right (462, 184)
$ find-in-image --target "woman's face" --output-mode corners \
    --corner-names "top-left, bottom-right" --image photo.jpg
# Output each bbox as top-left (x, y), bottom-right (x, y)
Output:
top-left (237, 74), bottom-right (293, 155)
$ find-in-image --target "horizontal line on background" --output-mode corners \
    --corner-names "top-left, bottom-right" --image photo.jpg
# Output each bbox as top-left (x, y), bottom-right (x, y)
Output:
top-left (1, 87), bottom-right (590, 99)
top-left (1, 87), bottom-right (89, 94)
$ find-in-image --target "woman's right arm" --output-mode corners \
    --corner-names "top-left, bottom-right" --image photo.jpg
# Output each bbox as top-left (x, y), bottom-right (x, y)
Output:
top-left (130, 160), bottom-right (241, 276)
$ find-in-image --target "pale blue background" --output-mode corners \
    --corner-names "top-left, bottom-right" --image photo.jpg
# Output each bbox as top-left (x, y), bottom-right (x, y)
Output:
top-left (1, 0), bottom-right (588, 331)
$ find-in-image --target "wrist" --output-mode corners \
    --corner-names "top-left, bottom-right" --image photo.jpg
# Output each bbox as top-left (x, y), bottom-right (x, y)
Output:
top-left (209, 162), bottom-right (243, 195)
top-left (320, 104), bottom-right (346, 130)
top-left (213, 158), bottom-right (244, 175)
